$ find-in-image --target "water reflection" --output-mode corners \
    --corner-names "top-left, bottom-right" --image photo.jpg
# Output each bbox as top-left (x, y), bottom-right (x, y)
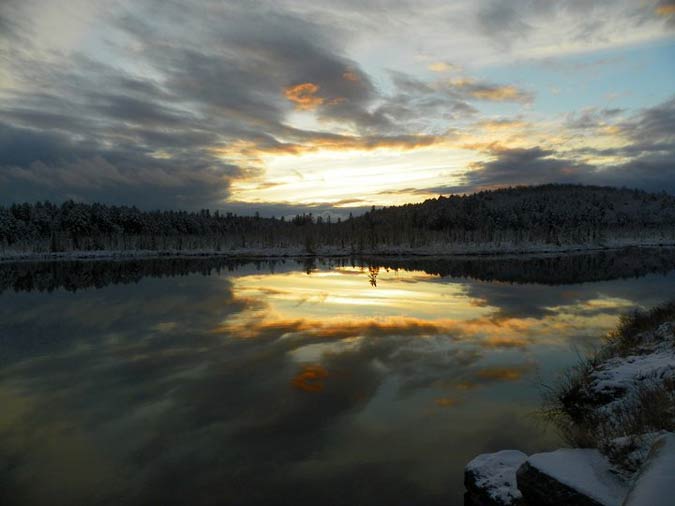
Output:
top-left (0, 250), bottom-right (674, 506)
top-left (2, 246), bottom-right (675, 294)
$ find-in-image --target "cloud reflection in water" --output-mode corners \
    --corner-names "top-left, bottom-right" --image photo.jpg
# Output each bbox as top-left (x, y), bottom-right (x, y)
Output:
top-left (0, 256), bottom-right (674, 506)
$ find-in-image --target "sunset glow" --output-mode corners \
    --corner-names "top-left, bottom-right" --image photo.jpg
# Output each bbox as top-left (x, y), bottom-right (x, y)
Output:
top-left (0, 1), bottom-right (673, 213)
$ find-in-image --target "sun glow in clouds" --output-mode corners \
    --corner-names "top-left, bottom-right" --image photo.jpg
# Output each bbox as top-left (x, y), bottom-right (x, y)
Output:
top-left (229, 146), bottom-right (482, 206)
top-left (2, 0), bottom-right (675, 209)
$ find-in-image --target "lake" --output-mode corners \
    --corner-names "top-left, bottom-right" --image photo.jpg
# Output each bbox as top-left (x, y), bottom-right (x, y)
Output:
top-left (1, 249), bottom-right (675, 506)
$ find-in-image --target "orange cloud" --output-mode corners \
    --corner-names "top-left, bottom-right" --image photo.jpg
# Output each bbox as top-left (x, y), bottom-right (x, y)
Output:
top-left (292, 364), bottom-right (328, 392)
top-left (283, 82), bottom-right (324, 110)
top-left (214, 312), bottom-right (546, 348)
top-left (656, 5), bottom-right (675, 15)
top-left (451, 78), bottom-right (532, 103)
top-left (471, 86), bottom-right (526, 102)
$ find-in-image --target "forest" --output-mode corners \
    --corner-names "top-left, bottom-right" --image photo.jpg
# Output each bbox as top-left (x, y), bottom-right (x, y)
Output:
top-left (1, 184), bottom-right (675, 256)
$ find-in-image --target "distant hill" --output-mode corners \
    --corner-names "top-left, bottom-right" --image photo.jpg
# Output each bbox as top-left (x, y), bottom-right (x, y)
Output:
top-left (1, 184), bottom-right (675, 256)
top-left (353, 184), bottom-right (675, 247)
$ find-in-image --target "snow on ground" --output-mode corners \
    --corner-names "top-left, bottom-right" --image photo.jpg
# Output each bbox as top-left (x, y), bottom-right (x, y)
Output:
top-left (2, 239), bottom-right (675, 262)
top-left (604, 432), bottom-right (667, 475)
top-left (622, 433), bottom-right (675, 506)
top-left (465, 319), bottom-right (674, 505)
top-left (588, 322), bottom-right (674, 417)
top-left (465, 450), bottom-right (527, 505)
top-left (590, 351), bottom-right (674, 398)
top-left (526, 449), bottom-right (629, 506)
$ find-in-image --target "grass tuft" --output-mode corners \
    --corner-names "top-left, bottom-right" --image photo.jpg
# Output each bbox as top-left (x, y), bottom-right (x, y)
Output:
top-left (543, 301), bottom-right (675, 474)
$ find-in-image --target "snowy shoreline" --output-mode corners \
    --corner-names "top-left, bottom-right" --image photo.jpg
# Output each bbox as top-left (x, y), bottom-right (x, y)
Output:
top-left (464, 306), bottom-right (675, 506)
top-left (2, 240), bottom-right (675, 264)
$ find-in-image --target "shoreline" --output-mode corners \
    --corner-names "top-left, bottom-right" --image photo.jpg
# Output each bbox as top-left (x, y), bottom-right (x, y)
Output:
top-left (464, 303), bottom-right (675, 506)
top-left (2, 241), bottom-right (675, 264)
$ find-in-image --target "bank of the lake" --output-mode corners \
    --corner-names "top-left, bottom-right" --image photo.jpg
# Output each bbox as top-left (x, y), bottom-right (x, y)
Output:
top-left (465, 302), bottom-right (675, 506)
top-left (2, 239), bottom-right (675, 264)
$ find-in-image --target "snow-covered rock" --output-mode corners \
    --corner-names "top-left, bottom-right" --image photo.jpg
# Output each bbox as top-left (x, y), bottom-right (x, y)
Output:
top-left (516, 449), bottom-right (629, 506)
top-left (464, 450), bottom-right (527, 506)
top-left (622, 433), bottom-right (675, 506)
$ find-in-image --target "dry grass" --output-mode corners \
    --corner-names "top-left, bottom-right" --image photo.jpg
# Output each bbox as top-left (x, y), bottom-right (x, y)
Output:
top-left (542, 301), bottom-right (675, 473)
top-left (605, 301), bottom-right (675, 356)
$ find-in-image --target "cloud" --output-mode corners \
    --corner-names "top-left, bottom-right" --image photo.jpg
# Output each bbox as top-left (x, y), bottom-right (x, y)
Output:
top-left (291, 364), bottom-right (329, 392)
top-left (342, 70), bottom-right (360, 81)
top-left (428, 62), bottom-right (459, 73)
top-left (656, 0), bottom-right (675, 19)
top-left (564, 107), bottom-right (624, 130)
top-left (426, 96), bottom-right (675, 194)
top-left (0, 122), bottom-right (239, 208)
top-left (449, 78), bottom-right (534, 103)
top-left (461, 145), bottom-right (588, 189)
top-left (284, 82), bottom-right (325, 110)
top-left (0, 0), bottom-right (672, 210)
top-left (0, 2), bottom-right (393, 207)
top-left (477, 119), bottom-right (528, 131)
top-left (476, 1), bottom-right (533, 45)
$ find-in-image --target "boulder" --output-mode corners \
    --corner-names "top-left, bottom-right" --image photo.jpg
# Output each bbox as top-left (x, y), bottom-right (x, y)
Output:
top-left (517, 449), bottom-right (628, 506)
top-left (464, 450), bottom-right (527, 506)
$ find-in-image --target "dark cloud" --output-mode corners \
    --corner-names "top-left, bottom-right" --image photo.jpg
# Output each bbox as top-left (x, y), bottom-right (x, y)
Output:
top-left (656, 0), bottom-right (675, 27)
top-left (582, 97), bottom-right (675, 192)
top-left (621, 96), bottom-right (675, 144)
top-left (424, 97), bottom-right (675, 195)
top-left (476, 2), bottom-right (533, 45)
top-left (462, 145), bottom-right (588, 189)
top-left (0, 122), bottom-right (239, 208)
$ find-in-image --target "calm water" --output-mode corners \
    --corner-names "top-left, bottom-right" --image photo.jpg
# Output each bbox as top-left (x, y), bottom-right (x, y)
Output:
top-left (1, 250), bottom-right (675, 506)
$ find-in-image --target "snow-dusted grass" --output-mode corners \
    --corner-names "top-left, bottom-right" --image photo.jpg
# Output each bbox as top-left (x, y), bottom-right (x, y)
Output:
top-left (544, 303), bottom-right (675, 475)
top-left (622, 433), bottom-right (675, 506)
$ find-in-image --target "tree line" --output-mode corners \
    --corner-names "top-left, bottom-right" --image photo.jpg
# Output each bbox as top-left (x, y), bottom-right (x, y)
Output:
top-left (1, 184), bottom-right (675, 255)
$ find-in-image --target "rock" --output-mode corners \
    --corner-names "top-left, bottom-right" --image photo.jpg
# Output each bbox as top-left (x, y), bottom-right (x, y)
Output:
top-left (464, 450), bottom-right (527, 506)
top-left (517, 449), bottom-right (628, 506)
top-left (622, 432), bottom-right (675, 506)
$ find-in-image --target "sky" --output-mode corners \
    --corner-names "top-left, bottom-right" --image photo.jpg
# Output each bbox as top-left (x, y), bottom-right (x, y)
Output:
top-left (0, 0), bottom-right (674, 216)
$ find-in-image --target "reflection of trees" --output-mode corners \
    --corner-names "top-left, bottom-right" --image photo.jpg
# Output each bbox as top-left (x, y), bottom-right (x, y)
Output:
top-left (302, 256), bottom-right (317, 275)
top-left (361, 247), bottom-right (675, 285)
top-left (2, 247), bottom-right (675, 293)
top-left (0, 258), bottom-right (282, 293)
top-left (368, 266), bottom-right (379, 287)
